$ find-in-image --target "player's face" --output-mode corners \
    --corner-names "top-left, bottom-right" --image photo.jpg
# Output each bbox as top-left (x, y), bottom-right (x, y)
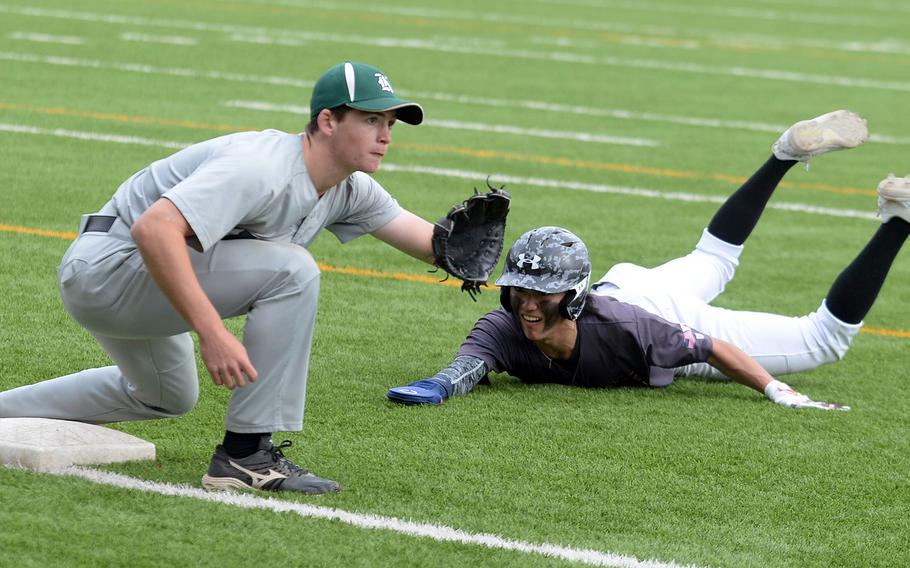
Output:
top-left (330, 109), bottom-right (396, 173)
top-left (510, 287), bottom-right (567, 342)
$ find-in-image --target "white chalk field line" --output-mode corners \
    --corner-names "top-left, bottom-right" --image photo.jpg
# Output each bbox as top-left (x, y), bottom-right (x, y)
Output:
top-left (1, 51), bottom-right (908, 146)
top-left (9, 31), bottom-right (84, 45)
top-left (523, 0), bottom-right (893, 26)
top-left (54, 465), bottom-right (709, 568)
top-left (0, 123), bottom-right (188, 149)
top-left (222, 100), bottom-right (658, 147)
top-left (1, 3), bottom-right (909, 89)
top-left (0, 2), bottom-right (892, 565)
top-left (119, 31), bottom-right (199, 46)
top-left (226, 32), bottom-right (910, 93)
top-left (223, 0), bottom-right (907, 35)
top-left (748, 0), bottom-right (910, 14)
top-left (380, 164), bottom-right (879, 221)
top-left (230, 0), bottom-right (910, 53)
top-left (528, 30), bottom-right (910, 58)
top-left (0, 51), bottom-right (316, 88)
top-left (0, 122), bottom-right (878, 223)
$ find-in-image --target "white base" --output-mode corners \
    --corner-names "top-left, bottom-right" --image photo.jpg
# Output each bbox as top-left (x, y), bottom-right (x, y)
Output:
top-left (0, 418), bottom-right (155, 472)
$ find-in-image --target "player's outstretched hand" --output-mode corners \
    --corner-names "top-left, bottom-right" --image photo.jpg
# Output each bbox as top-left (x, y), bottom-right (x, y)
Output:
top-left (764, 379), bottom-right (850, 411)
top-left (199, 327), bottom-right (258, 390)
top-left (387, 379), bottom-right (449, 405)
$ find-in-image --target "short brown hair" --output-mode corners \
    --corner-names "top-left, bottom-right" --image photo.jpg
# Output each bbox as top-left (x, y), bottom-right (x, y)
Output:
top-left (305, 104), bottom-right (353, 135)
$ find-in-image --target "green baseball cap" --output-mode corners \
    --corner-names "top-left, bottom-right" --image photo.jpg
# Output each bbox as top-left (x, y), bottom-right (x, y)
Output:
top-left (309, 61), bottom-right (424, 125)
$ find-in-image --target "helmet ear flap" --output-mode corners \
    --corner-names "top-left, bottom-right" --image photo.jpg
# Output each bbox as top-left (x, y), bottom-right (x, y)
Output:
top-left (500, 286), bottom-right (512, 312)
top-left (558, 290), bottom-right (576, 320)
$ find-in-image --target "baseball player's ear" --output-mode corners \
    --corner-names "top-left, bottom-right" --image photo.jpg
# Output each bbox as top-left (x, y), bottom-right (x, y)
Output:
top-left (316, 109), bottom-right (336, 135)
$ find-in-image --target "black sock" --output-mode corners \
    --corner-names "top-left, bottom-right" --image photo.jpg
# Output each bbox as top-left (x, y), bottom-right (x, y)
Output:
top-left (223, 431), bottom-right (270, 459)
top-left (706, 156), bottom-right (796, 246)
top-left (825, 219), bottom-right (910, 324)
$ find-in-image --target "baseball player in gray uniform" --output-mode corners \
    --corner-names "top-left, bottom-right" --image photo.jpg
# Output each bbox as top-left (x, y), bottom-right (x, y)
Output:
top-left (389, 110), bottom-right (910, 409)
top-left (0, 61), bottom-right (445, 494)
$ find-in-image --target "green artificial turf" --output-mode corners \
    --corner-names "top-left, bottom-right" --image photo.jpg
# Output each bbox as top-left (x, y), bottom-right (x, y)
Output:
top-left (2, 1), bottom-right (909, 566)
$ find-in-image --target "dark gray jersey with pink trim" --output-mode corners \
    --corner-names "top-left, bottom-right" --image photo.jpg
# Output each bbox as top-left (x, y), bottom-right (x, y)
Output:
top-left (458, 295), bottom-right (713, 387)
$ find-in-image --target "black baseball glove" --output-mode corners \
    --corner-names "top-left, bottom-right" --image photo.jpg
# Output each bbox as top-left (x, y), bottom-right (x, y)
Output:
top-left (432, 179), bottom-right (511, 300)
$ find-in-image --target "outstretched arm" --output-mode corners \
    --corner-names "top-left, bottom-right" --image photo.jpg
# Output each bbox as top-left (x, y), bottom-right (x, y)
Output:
top-left (371, 209), bottom-right (435, 264)
top-left (707, 338), bottom-right (848, 411)
top-left (373, 188), bottom-right (510, 299)
top-left (387, 355), bottom-right (488, 405)
top-left (706, 338), bottom-right (774, 393)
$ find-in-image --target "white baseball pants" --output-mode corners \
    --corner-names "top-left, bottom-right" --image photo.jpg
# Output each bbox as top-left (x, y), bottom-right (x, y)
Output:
top-left (591, 229), bottom-right (861, 379)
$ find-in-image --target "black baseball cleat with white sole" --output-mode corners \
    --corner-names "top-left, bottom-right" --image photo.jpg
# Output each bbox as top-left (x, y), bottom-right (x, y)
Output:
top-left (201, 437), bottom-right (340, 494)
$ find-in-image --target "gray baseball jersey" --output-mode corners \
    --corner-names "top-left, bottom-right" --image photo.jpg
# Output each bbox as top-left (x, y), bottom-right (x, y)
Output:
top-left (103, 129), bottom-right (401, 248)
top-left (0, 129), bottom-right (404, 433)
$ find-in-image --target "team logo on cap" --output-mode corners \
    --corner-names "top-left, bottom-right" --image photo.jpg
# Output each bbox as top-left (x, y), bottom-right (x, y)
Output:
top-left (516, 253), bottom-right (541, 271)
top-left (374, 73), bottom-right (394, 93)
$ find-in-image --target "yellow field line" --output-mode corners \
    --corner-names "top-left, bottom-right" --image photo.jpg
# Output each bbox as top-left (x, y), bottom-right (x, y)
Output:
top-left (0, 223), bottom-right (460, 288)
top-left (2, 223), bottom-right (904, 336)
top-left (0, 102), bottom-right (875, 197)
top-left (0, 223), bottom-right (78, 240)
top-left (318, 263), bottom-right (460, 287)
top-left (858, 326), bottom-right (910, 338)
top-left (0, 102), bottom-right (244, 132)
top-left (396, 142), bottom-right (876, 197)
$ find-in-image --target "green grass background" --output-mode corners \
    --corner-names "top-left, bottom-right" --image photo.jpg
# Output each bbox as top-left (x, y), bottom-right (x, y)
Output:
top-left (1, 0), bottom-right (909, 566)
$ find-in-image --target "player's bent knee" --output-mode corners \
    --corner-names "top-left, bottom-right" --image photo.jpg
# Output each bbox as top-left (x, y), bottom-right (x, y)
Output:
top-left (160, 384), bottom-right (199, 416)
top-left (809, 306), bottom-right (859, 365)
top-left (789, 335), bottom-right (852, 374)
top-left (135, 356), bottom-right (200, 417)
top-left (132, 385), bottom-right (197, 418)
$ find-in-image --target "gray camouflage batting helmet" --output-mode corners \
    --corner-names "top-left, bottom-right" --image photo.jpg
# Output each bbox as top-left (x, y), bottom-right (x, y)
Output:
top-left (496, 226), bottom-right (592, 320)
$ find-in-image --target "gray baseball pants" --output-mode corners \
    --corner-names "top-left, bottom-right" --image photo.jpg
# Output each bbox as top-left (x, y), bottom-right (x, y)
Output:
top-left (0, 218), bottom-right (320, 433)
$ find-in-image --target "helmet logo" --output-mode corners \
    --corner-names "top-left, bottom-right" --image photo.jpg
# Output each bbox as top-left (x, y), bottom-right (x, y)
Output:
top-left (516, 253), bottom-right (541, 270)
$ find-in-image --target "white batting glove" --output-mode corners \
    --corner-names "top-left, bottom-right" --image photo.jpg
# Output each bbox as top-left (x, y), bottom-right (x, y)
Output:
top-left (764, 380), bottom-right (850, 411)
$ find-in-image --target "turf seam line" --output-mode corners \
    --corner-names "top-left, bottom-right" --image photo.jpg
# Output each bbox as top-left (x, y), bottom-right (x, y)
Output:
top-left (56, 466), bottom-right (709, 568)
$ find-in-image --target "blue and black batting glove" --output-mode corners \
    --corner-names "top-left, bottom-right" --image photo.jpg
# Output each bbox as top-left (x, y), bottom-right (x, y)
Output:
top-left (387, 379), bottom-right (451, 405)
